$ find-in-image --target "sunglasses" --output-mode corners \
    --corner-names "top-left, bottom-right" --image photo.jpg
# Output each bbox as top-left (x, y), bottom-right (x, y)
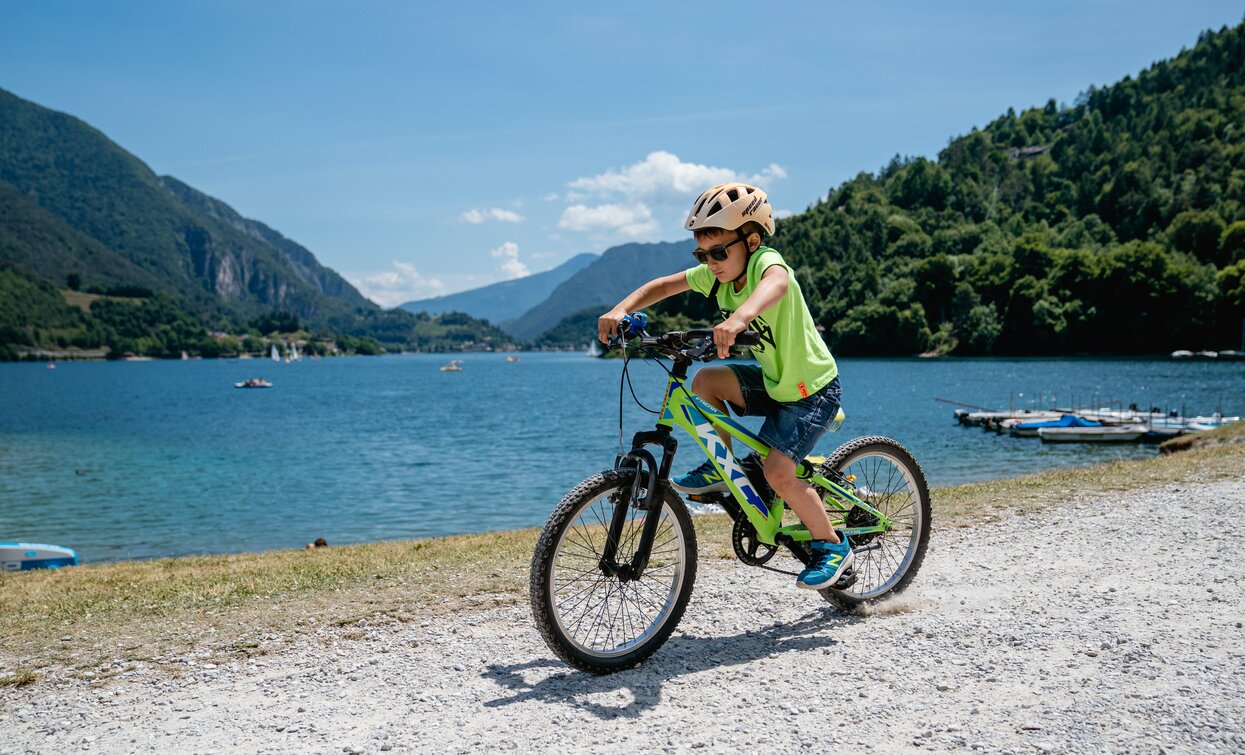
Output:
top-left (692, 236), bottom-right (745, 265)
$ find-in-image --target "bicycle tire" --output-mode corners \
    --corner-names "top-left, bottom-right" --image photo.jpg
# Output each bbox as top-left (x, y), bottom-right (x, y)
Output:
top-left (815, 436), bottom-right (931, 609)
top-left (530, 468), bottom-right (697, 674)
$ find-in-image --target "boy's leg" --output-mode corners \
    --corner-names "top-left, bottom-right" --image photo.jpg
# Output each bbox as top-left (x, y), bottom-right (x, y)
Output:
top-left (762, 452), bottom-right (839, 543)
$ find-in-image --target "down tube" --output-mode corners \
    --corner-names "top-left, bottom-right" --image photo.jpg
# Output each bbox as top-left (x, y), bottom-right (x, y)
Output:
top-left (662, 384), bottom-right (784, 542)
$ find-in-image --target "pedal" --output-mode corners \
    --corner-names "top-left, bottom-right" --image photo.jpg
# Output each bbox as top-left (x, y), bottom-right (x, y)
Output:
top-left (831, 567), bottom-right (857, 590)
top-left (686, 493), bottom-right (729, 503)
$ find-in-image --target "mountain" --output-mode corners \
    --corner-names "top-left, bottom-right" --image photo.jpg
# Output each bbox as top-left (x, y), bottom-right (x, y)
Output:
top-left (399, 252), bottom-right (597, 325)
top-left (0, 89), bottom-right (373, 323)
top-left (0, 86), bottom-right (515, 354)
top-left (505, 241), bottom-right (691, 342)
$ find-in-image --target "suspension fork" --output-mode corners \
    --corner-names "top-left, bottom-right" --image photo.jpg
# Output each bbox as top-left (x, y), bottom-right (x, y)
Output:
top-left (599, 429), bottom-right (678, 581)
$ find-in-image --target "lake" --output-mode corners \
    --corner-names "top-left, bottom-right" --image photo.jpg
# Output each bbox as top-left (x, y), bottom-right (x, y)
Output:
top-left (2, 353), bottom-right (1241, 562)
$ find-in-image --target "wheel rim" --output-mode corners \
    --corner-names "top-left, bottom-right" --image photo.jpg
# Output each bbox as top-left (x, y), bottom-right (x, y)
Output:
top-left (833, 449), bottom-right (923, 600)
top-left (547, 487), bottom-right (688, 659)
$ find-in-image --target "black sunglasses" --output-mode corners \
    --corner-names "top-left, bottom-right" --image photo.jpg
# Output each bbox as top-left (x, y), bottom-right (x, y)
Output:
top-left (692, 235), bottom-right (745, 265)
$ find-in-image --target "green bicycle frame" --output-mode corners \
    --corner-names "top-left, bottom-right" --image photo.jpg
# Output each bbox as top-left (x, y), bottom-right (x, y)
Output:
top-left (655, 371), bottom-right (893, 547)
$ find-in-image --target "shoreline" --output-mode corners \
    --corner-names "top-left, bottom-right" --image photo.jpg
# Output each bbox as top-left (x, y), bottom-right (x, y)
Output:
top-left (2, 429), bottom-right (1242, 687)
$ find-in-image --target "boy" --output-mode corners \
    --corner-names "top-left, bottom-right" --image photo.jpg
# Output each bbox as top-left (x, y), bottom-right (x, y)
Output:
top-left (597, 182), bottom-right (850, 590)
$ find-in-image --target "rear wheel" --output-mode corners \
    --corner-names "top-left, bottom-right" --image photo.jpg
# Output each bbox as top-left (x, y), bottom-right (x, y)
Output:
top-left (530, 469), bottom-right (697, 673)
top-left (815, 436), bottom-right (930, 609)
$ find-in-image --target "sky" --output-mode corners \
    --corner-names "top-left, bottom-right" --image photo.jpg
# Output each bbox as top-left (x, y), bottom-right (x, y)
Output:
top-left (2, 2), bottom-right (1242, 307)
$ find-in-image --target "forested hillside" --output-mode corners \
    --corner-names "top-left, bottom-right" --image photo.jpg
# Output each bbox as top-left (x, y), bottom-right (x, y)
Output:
top-left (760, 22), bottom-right (1245, 355)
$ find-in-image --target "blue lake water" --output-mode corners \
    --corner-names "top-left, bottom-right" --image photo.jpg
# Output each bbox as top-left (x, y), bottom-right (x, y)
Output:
top-left (2, 353), bottom-right (1242, 563)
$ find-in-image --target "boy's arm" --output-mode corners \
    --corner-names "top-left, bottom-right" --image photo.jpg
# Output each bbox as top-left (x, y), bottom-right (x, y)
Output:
top-left (598, 272), bottom-right (692, 343)
top-left (713, 265), bottom-right (788, 358)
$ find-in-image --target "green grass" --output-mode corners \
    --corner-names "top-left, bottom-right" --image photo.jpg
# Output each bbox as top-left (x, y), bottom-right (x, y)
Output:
top-left (2, 438), bottom-right (1242, 681)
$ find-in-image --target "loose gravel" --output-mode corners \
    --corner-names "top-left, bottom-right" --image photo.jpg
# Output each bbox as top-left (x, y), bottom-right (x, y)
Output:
top-left (2, 479), bottom-right (1243, 754)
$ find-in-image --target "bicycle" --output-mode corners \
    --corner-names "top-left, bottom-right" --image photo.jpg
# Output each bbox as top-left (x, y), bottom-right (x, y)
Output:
top-left (530, 314), bottom-right (931, 674)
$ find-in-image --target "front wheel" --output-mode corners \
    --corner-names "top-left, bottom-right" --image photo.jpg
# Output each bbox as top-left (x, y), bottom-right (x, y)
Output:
top-left (816, 436), bottom-right (931, 610)
top-left (530, 469), bottom-right (697, 673)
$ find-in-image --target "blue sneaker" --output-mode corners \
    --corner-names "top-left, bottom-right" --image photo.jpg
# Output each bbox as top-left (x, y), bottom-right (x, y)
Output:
top-left (796, 534), bottom-right (854, 590)
top-left (671, 460), bottom-right (729, 494)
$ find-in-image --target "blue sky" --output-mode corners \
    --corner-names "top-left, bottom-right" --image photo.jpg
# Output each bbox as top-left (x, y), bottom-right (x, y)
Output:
top-left (2, 2), bottom-right (1241, 306)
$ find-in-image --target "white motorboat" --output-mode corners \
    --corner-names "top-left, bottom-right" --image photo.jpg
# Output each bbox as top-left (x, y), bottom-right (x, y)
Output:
top-left (1038, 424), bottom-right (1148, 443)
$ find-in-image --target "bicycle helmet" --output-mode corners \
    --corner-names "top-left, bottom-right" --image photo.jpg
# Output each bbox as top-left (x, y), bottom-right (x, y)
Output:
top-left (684, 182), bottom-right (775, 236)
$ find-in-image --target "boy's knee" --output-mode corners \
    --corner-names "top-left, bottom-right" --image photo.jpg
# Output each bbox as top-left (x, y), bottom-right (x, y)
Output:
top-left (763, 453), bottom-right (796, 491)
top-left (690, 367), bottom-right (725, 398)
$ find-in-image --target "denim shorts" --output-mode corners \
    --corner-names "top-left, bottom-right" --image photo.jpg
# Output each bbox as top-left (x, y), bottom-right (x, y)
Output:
top-left (725, 365), bottom-right (842, 464)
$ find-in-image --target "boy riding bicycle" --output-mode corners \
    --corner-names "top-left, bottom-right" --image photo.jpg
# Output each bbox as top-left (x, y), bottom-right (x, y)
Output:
top-left (598, 183), bottom-right (851, 590)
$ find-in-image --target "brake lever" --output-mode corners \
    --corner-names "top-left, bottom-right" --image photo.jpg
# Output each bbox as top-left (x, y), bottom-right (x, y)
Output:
top-left (688, 339), bottom-right (718, 362)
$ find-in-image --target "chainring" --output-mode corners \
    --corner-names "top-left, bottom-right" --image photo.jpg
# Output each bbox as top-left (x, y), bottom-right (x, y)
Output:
top-left (732, 516), bottom-right (778, 566)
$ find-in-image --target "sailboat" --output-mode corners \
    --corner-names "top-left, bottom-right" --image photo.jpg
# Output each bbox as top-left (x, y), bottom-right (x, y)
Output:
top-left (586, 340), bottom-right (603, 358)
top-left (271, 344), bottom-right (280, 362)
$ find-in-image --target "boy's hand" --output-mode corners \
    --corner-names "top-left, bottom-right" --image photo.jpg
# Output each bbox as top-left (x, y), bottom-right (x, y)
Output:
top-left (713, 316), bottom-right (749, 359)
top-left (598, 309), bottom-right (627, 344)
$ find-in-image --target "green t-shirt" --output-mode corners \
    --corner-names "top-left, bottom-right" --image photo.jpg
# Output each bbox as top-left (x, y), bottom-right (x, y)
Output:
top-left (685, 246), bottom-right (838, 403)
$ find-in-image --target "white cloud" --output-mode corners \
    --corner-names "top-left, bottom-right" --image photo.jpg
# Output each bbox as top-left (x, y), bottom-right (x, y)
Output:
top-left (559, 203), bottom-right (659, 238)
top-left (491, 241), bottom-right (530, 279)
top-left (542, 192), bottom-right (560, 202)
top-left (347, 262), bottom-right (446, 308)
top-left (461, 207), bottom-right (525, 224)
top-left (556, 152), bottom-right (788, 243)
top-left (773, 209), bottom-right (794, 220)
top-left (568, 151), bottom-right (787, 200)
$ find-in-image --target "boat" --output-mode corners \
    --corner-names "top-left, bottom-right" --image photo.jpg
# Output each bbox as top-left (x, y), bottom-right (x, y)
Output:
top-left (1194, 350), bottom-right (1219, 359)
top-left (504, 355), bottom-right (520, 363)
top-left (1038, 424), bottom-right (1147, 443)
top-left (962, 409), bottom-right (1060, 430)
top-left (1170, 350), bottom-right (1193, 359)
top-left (1218, 350), bottom-right (1245, 361)
top-left (1, 543), bottom-right (78, 572)
top-left (270, 344), bottom-right (280, 362)
top-left (586, 340), bottom-right (603, 358)
top-left (1008, 414), bottom-right (1103, 438)
top-left (181, 351), bottom-right (190, 360)
top-left (46, 362), bottom-right (55, 370)
top-left (234, 378), bottom-right (273, 388)
top-left (439, 359), bottom-right (463, 372)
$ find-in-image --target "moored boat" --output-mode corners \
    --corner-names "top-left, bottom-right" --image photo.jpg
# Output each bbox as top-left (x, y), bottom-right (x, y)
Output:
top-left (1038, 424), bottom-right (1147, 443)
top-left (1008, 414), bottom-right (1103, 438)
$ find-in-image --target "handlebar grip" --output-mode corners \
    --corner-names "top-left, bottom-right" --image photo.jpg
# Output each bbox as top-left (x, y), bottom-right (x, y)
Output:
top-left (734, 331), bottom-right (762, 347)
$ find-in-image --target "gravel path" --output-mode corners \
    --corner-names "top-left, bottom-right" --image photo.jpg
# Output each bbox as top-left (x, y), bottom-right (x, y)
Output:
top-left (3, 479), bottom-right (1244, 754)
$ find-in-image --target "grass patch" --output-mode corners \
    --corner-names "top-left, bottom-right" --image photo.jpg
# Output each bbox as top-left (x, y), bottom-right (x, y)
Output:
top-left (60, 289), bottom-right (143, 313)
top-left (0, 669), bottom-right (38, 688)
top-left (3, 441), bottom-right (1242, 682)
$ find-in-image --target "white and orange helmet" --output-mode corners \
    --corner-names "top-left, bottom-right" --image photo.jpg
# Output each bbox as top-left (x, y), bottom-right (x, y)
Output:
top-left (684, 182), bottom-right (775, 236)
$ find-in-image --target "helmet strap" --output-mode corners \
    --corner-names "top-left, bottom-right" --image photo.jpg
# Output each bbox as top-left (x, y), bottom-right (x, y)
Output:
top-left (729, 229), bottom-right (751, 284)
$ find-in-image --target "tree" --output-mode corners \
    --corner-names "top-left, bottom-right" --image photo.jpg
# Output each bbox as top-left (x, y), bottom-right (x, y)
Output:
top-left (1220, 221), bottom-right (1245, 264)
top-left (1167, 210), bottom-right (1226, 265)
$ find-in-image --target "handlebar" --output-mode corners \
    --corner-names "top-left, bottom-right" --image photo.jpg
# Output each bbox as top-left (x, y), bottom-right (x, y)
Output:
top-left (608, 316), bottom-right (762, 363)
